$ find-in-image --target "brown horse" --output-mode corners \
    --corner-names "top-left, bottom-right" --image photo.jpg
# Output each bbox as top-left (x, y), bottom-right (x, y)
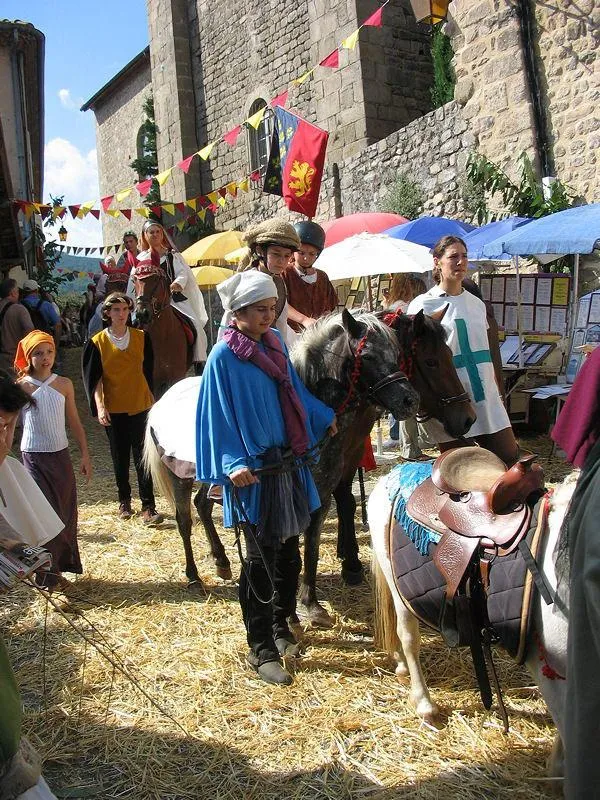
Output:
top-left (132, 265), bottom-right (193, 398)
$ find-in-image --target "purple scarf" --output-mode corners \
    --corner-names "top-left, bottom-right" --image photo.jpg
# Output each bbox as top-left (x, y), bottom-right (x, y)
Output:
top-left (222, 326), bottom-right (310, 456)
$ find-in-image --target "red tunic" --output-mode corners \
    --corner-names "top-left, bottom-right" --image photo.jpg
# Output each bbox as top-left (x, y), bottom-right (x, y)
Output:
top-left (283, 267), bottom-right (338, 332)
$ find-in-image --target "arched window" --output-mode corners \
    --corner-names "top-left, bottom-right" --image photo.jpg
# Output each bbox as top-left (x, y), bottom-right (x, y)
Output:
top-left (247, 99), bottom-right (273, 176)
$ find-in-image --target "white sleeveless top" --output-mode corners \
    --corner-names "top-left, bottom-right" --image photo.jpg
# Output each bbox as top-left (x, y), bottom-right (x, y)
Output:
top-left (21, 374), bottom-right (69, 453)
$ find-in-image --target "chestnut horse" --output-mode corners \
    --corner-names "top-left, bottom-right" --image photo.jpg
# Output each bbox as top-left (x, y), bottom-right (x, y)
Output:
top-left (132, 265), bottom-right (192, 399)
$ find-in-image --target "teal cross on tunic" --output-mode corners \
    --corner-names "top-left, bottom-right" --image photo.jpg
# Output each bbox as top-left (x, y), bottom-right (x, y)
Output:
top-left (452, 318), bottom-right (492, 403)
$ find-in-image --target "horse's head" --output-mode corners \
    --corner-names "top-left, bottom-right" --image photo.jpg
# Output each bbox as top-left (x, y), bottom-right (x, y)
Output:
top-left (105, 272), bottom-right (129, 296)
top-left (386, 308), bottom-right (476, 439)
top-left (298, 309), bottom-right (419, 420)
top-left (133, 264), bottom-right (171, 326)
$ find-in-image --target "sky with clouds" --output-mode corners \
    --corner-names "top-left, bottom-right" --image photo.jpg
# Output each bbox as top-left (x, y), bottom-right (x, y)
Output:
top-left (4, 1), bottom-right (148, 245)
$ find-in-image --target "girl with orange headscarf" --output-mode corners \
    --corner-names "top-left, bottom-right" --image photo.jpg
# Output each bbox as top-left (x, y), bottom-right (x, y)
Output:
top-left (15, 330), bottom-right (92, 590)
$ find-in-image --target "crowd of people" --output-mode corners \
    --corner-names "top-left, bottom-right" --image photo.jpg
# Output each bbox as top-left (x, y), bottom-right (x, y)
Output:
top-left (0, 217), bottom-right (594, 796)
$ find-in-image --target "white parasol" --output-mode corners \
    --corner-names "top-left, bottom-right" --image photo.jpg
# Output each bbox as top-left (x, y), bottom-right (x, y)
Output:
top-left (314, 232), bottom-right (433, 280)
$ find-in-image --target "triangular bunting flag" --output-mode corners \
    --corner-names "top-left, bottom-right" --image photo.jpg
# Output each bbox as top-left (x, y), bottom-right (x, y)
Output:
top-left (176, 219), bottom-right (186, 232)
top-left (217, 187), bottom-right (227, 198)
top-left (226, 182), bottom-right (238, 198)
top-left (208, 203), bottom-right (218, 213)
top-left (223, 125), bottom-right (242, 147)
top-left (198, 143), bottom-right (215, 160)
top-left (156, 168), bottom-right (172, 186)
top-left (249, 170), bottom-right (261, 182)
top-left (197, 209), bottom-right (207, 222)
top-left (85, 248), bottom-right (91, 256)
top-left (89, 209), bottom-right (101, 220)
top-left (116, 188), bottom-right (132, 202)
top-left (319, 49), bottom-right (340, 68)
top-left (177, 154), bottom-right (195, 174)
top-left (121, 209), bottom-right (132, 220)
top-left (293, 69), bottom-right (314, 86)
top-left (185, 199), bottom-right (197, 211)
top-left (175, 202), bottom-right (186, 212)
top-left (207, 191), bottom-right (218, 204)
top-left (217, 196), bottom-right (227, 208)
top-left (363, 6), bottom-right (384, 26)
top-left (135, 207), bottom-right (150, 218)
top-left (52, 206), bottom-right (66, 219)
top-left (271, 90), bottom-right (288, 108)
top-left (238, 178), bottom-right (249, 192)
top-left (150, 206), bottom-right (163, 218)
top-left (341, 29), bottom-right (360, 49)
top-left (75, 248), bottom-right (83, 255)
top-left (101, 195), bottom-right (114, 212)
top-left (24, 204), bottom-right (35, 221)
top-left (39, 206), bottom-right (52, 220)
top-left (136, 178), bottom-right (153, 196)
top-left (162, 203), bottom-right (175, 216)
top-left (106, 209), bottom-right (121, 218)
top-left (68, 205), bottom-right (81, 219)
top-left (245, 106), bottom-right (266, 129)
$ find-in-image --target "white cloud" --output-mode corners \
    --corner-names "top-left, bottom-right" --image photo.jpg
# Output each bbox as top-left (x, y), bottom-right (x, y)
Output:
top-left (44, 137), bottom-right (102, 247)
top-left (58, 89), bottom-right (76, 110)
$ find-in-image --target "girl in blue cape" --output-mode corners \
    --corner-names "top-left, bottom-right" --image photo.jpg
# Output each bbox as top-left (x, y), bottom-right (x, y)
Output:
top-left (196, 269), bottom-right (336, 686)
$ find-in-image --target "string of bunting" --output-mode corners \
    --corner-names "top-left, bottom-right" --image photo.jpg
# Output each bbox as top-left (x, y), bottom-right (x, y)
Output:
top-left (11, 1), bottom-right (388, 225)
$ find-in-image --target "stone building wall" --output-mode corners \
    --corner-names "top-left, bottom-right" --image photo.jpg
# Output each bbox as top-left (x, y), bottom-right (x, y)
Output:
top-left (93, 60), bottom-right (152, 244)
top-left (449, 0), bottom-right (598, 203)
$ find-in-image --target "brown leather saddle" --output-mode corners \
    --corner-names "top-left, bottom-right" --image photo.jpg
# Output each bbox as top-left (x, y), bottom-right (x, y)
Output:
top-left (407, 447), bottom-right (545, 600)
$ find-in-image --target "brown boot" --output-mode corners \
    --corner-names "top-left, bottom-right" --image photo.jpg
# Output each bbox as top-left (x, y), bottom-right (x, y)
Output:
top-left (141, 508), bottom-right (164, 526)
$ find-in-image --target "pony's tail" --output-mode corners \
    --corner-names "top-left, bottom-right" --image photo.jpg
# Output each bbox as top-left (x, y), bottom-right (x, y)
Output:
top-left (142, 408), bottom-right (175, 509)
top-left (372, 549), bottom-right (401, 657)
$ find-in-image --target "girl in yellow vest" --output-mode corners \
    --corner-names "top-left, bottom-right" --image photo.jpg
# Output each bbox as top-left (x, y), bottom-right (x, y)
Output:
top-left (82, 292), bottom-right (163, 525)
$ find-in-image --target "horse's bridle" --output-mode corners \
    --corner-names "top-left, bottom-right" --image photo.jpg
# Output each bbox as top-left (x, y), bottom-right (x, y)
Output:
top-left (134, 269), bottom-right (170, 318)
top-left (335, 331), bottom-right (411, 415)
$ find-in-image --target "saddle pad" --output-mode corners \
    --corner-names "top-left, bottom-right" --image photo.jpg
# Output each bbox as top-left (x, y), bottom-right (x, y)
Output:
top-left (388, 494), bottom-right (549, 661)
top-left (386, 462), bottom-right (441, 556)
top-left (173, 307), bottom-right (197, 346)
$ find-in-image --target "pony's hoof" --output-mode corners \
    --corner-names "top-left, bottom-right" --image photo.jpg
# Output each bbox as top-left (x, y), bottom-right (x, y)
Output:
top-left (215, 564), bottom-right (233, 581)
top-left (341, 562), bottom-right (364, 586)
top-left (411, 695), bottom-right (442, 727)
top-left (186, 579), bottom-right (205, 593)
top-left (394, 662), bottom-right (410, 682)
top-left (301, 602), bottom-right (334, 629)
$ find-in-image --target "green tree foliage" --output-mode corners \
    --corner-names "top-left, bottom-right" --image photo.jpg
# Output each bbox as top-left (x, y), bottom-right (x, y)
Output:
top-left (379, 173), bottom-right (424, 220)
top-left (430, 24), bottom-right (455, 109)
top-left (130, 95), bottom-right (161, 209)
top-left (33, 195), bottom-right (71, 294)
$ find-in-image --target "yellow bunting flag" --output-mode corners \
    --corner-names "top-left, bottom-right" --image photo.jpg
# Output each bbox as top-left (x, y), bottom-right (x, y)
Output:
top-left (156, 168), bottom-right (173, 186)
top-left (245, 106), bottom-right (266, 129)
top-left (217, 196), bottom-right (227, 208)
top-left (135, 207), bottom-right (150, 218)
top-left (52, 206), bottom-right (66, 219)
top-left (341, 29), bottom-right (360, 49)
top-left (238, 178), bottom-right (249, 193)
top-left (79, 201), bottom-right (95, 218)
top-left (198, 143), bottom-right (215, 160)
top-left (185, 199), bottom-right (197, 211)
top-left (106, 209), bottom-right (121, 218)
top-left (24, 204), bottom-right (35, 221)
top-left (78, 271), bottom-right (87, 278)
top-left (176, 219), bottom-right (186, 231)
top-left (197, 209), bottom-right (207, 222)
top-left (293, 69), bottom-right (314, 86)
top-left (116, 188), bottom-right (132, 202)
top-left (162, 203), bottom-right (175, 216)
top-left (207, 191), bottom-right (218, 205)
top-left (226, 182), bottom-right (238, 197)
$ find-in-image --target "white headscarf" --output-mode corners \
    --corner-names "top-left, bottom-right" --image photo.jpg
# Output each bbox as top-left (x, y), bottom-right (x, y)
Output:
top-left (217, 271), bottom-right (277, 312)
top-left (217, 271), bottom-right (278, 340)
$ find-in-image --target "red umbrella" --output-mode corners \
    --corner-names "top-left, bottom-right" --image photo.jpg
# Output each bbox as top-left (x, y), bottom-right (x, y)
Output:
top-left (322, 212), bottom-right (409, 247)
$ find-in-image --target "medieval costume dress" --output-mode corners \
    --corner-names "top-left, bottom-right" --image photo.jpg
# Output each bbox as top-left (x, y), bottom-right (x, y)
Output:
top-left (196, 271), bottom-right (334, 674)
top-left (408, 285), bottom-right (510, 441)
top-left (129, 248), bottom-right (208, 363)
top-left (282, 266), bottom-right (338, 333)
top-left (551, 346), bottom-right (600, 798)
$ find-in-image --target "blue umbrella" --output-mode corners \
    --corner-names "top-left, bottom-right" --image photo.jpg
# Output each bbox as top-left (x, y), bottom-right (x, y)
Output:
top-left (383, 216), bottom-right (475, 250)
top-left (463, 217), bottom-right (533, 261)
top-left (482, 203), bottom-right (600, 257)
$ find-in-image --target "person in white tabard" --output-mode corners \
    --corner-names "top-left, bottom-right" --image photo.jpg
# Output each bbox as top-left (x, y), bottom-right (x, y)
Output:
top-left (407, 235), bottom-right (519, 465)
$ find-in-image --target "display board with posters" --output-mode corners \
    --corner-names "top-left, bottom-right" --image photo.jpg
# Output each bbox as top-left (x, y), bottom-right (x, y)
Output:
top-left (479, 272), bottom-right (571, 335)
top-left (566, 290), bottom-right (600, 381)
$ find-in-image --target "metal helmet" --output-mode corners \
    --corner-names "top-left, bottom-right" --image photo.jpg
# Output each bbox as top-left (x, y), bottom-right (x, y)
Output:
top-left (294, 220), bottom-right (326, 253)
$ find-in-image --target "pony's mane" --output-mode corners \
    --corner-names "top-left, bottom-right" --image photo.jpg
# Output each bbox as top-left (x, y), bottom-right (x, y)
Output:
top-left (292, 310), bottom-right (397, 390)
top-left (390, 311), bottom-right (447, 354)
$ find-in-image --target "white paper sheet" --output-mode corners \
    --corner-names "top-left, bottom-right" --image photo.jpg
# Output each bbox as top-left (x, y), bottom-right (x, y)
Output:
top-left (504, 305), bottom-right (518, 331)
top-left (576, 296), bottom-right (591, 328)
top-left (520, 277), bottom-right (536, 304)
top-left (505, 276), bottom-right (518, 304)
top-left (521, 305), bottom-right (534, 331)
top-left (535, 306), bottom-right (551, 332)
top-left (492, 277), bottom-right (505, 303)
top-left (550, 307), bottom-right (567, 334)
top-left (536, 278), bottom-right (552, 305)
top-left (492, 303), bottom-right (504, 325)
top-left (480, 277), bottom-right (492, 302)
top-left (589, 293), bottom-right (600, 324)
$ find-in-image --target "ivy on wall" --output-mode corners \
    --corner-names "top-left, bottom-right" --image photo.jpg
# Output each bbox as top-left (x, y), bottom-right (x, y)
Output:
top-left (379, 173), bottom-right (424, 219)
top-left (430, 24), bottom-right (455, 109)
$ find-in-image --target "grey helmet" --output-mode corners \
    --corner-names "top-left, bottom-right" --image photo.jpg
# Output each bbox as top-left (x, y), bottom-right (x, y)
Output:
top-left (294, 220), bottom-right (326, 253)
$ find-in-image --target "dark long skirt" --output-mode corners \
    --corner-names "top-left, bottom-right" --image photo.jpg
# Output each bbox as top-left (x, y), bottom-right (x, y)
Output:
top-left (21, 448), bottom-right (82, 576)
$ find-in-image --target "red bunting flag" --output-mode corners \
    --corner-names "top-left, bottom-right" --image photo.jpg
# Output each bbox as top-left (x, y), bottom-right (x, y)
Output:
top-left (121, 209), bottom-right (132, 220)
top-left (177, 154), bottom-right (195, 173)
top-left (175, 202), bottom-right (186, 213)
top-left (249, 170), bottom-right (261, 182)
top-left (101, 195), bottom-right (114, 212)
top-left (271, 90), bottom-right (288, 108)
top-left (217, 187), bottom-right (227, 198)
top-left (39, 206), bottom-right (52, 220)
top-left (223, 125), bottom-right (242, 147)
top-left (89, 209), bottom-right (100, 220)
top-left (68, 205), bottom-right (81, 219)
top-left (319, 49), bottom-right (340, 68)
top-left (136, 179), bottom-right (153, 197)
top-left (363, 5), bottom-right (384, 26)
top-left (150, 206), bottom-right (162, 217)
